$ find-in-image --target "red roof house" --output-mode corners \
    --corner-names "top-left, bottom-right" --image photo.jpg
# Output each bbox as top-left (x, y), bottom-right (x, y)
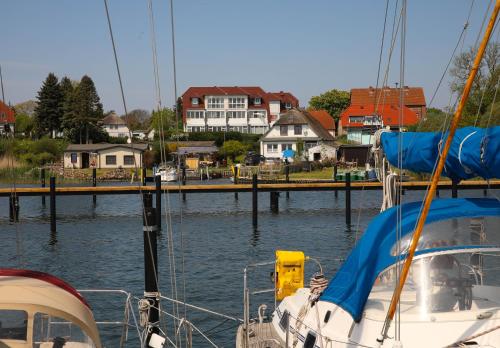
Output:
top-left (181, 86), bottom-right (299, 134)
top-left (350, 86), bottom-right (426, 118)
top-left (0, 100), bottom-right (15, 134)
top-left (308, 110), bottom-right (335, 136)
top-left (339, 104), bottom-right (418, 144)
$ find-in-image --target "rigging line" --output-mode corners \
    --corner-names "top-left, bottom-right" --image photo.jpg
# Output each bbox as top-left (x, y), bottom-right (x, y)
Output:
top-left (103, 1), bottom-right (165, 337)
top-left (460, 0), bottom-right (476, 53)
top-left (0, 64), bottom-right (5, 102)
top-left (373, 0), bottom-right (391, 113)
top-left (168, 0), bottom-right (189, 330)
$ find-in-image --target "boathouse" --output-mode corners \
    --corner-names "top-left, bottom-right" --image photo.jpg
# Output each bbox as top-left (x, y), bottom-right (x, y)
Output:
top-left (63, 143), bottom-right (148, 169)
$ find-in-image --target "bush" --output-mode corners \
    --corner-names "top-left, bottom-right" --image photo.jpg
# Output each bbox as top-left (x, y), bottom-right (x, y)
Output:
top-left (0, 138), bottom-right (67, 167)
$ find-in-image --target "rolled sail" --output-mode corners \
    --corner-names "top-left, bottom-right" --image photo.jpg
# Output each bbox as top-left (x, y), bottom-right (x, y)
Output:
top-left (380, 126), bottom-right (500, 180)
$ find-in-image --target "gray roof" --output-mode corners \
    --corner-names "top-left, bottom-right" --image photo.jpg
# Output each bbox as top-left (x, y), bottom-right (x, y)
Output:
top-left (65, 143), bottom-right (149, 152)
top-left (166, 141), bottom-right (216, 147)
top-left (273, 108), bottom-right (335, 141)
top-left (102, 113), bottom-right (127, 125)
top-left (174, 146), bottom-right (218, 155)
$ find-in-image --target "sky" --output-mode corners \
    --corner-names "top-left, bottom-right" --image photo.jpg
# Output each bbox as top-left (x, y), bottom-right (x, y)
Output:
top-left (0, 0), bottom-right (495, 113)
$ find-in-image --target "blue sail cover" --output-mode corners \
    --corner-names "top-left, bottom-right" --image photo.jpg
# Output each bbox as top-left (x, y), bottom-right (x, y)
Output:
top-left (319, 198), bottom-right (500, 322)
top-left (380, 126), bottom-right (500, 180)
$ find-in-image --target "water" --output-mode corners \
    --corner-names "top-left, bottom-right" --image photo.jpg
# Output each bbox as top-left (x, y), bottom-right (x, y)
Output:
top-left (0, 180), bottom-right (493, 347)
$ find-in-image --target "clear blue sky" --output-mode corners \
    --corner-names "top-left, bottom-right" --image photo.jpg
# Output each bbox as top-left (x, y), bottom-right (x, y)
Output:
top-left (0, 0), bottom-right (493, 113)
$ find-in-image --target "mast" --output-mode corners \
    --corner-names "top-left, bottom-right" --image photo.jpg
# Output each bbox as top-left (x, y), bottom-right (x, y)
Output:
top-left (378, 0), bottom-right (500, 343)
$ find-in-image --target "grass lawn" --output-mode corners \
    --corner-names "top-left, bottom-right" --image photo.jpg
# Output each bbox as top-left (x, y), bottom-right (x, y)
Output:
top-left (289, 167), bottom-right (335, 180)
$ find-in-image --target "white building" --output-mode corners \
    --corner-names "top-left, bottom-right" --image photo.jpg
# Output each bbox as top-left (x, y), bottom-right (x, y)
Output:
top-left (260, 108), bottom-right (335, 160)
top-left (63, 143), bottom-right (148, 169)
top-left (102, 113), bottom-right (130, 138)
top-left (182, 87), bottom-right (299, 135)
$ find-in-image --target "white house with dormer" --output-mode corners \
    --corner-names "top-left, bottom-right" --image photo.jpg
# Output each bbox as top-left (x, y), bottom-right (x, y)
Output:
top-left (259, 108), bottom-right (335, 159)
top-left (102, 113), bottom-right (130, 138)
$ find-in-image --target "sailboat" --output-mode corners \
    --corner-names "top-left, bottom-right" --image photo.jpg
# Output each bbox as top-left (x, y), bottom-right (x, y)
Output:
top-left (236, 2), bottom-right (500, 347)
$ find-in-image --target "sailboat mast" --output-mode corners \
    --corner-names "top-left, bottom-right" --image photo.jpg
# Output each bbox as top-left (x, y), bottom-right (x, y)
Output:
top-left (379, 0), bottom-right (500, 342)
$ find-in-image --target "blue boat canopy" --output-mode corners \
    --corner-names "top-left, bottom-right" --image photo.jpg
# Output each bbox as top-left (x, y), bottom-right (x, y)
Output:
top-left (319, 198), bottom-right (500, 322)
top-left (380, 126), bottom-right (500, 180)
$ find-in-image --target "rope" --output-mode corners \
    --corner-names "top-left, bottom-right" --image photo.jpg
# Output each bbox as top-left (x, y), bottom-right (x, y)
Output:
top-left (445, 324), bottom-right (500, 347)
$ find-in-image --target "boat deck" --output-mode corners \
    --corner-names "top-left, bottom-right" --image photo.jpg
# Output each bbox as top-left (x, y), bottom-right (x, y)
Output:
top-left (236, 322), bottom-right (284, 348)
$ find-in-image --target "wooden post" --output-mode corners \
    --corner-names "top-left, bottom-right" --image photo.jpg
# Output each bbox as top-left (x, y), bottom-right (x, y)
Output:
top-left (333, 164), bottom-right (338, 198)
top-left (50, 177), bottom-right (56, 234)
top-left (142, 192), bottom-right (159, 333)
top-left (270, 191), bottom-right (279, 213)
top-left (252, 174), bottom-right (258, 227)
top-left (234, 166), bottom-right (239, 200)
top-left (142, 167), bottom-right (147, 186)
top-left (345, 172), bottom-right (351, 225)
top-left (92, 168), bottom-right (97, 206)
top-left (285, 165), bottom-right (290, 199)
top-left (155, 174), bottom-right (161, 232)
top-left (182, 166), bottom-right (186, 201)
top-left (41, 168), bottom-right (46, 206)
top-left (9, 195), bottom-right (19, 222)
top-left (452, 180), bottom-right (458, 198)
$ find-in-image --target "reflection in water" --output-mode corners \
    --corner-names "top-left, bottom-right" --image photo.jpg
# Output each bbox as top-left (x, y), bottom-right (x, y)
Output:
top-left (251, 227), bottom-right (260, 247)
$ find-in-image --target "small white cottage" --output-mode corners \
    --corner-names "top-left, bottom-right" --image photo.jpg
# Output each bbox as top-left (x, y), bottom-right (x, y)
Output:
top-left (63, 143), bottom-right (149, 169)
top-left (259, 108), bottom-right (335, 160)
top-left (102, 113), bottom-right (130, 138)
top-left (307, 143), bottom-right (337, 162)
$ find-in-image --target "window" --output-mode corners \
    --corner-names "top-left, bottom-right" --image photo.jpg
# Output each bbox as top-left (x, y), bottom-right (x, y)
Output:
top-left (191, 97), bottom-right (199, 105)
top-left (349, 116), bottom-right (364, 123)
top-left (229, 126), bottom-right (248, 132)
top-left (207, 96), bottom-right (224, 108)
top-left (279, 310), bottom-right (289, 330)
top-left (250, 126), bottom-right (267, 134)
top-left (227, 111), bottom-right (246, 118)
top-left (187, 126), bottom-right (205, 132)
top-left (267, 144), bottom-right (278, 153)
top-left (71, 153), bottom-right (77, 163)
top-left (207, 126), bottom-right (226, 132)
top-left (106, 155), bottom-right (117, 165)
top-left (280, 125), bottom-right (288, 136)
top-left (254, 97), bottom-right (261, 105)
top-left (249, 110), bottom-right (266, 118)
top-left (285, 102), bottom-right (292, 109)
top-left (187, 110), bottom-right (205, 119)
top-left (294, 125), bottom-right (302, 135)
top-left (303, 332), bottom-right (317, 348)
top-left (124, 155), bottom-right (134, 165)
top-left (228, 97), bottom-right (245, 108)
top-left (281, 144), bottom-right (293, 151)
top-left (0, 310), bottom-right (27, 340)
top-left (206, 111), bottom-right (224, 118)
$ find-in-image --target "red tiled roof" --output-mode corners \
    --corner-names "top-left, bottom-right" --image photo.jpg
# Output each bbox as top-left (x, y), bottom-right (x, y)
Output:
top-left (340, 104), bottom-right (418, 128)
top-left (308, 110), bottom-right (335, 130)
top-left (266, 91), bottom-right (299, 106)
top-left (0, 100), bottom-right (15, 124)
top-left (350, 87), bottom-right (426, 107)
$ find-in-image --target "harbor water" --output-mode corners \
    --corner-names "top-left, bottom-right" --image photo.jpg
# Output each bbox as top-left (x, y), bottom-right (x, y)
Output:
top-left (0, 180), bottom-right (494, 347)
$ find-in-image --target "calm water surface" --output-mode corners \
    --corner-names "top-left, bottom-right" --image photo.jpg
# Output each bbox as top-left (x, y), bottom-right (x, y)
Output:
top-left (0, 180), bottom-right (492, 347)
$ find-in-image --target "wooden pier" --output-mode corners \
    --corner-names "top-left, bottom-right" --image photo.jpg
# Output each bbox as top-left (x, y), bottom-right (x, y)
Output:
top-left (1, 179), bottom-right (498, 197)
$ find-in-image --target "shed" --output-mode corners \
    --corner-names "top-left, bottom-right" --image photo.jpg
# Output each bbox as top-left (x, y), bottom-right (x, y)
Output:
top-left (63, 143), bottom-right (149, 169)
top-left (337, 144), bottom-right (373, 167)
top-left (307, 144), bottom-right (337, 162)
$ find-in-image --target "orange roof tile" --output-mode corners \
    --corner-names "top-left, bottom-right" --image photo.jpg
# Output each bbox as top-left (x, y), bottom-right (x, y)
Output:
top-left (350, 87), bottom-right (426, 107)
top-left (0, 100), bottom-right (15, 124)
top-left (308, 110), bottom-right (335, 130)
top-left (340, 104), bottom-right (418, 128)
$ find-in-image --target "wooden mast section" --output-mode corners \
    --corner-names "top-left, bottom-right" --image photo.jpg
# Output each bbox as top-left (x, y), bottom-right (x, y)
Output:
top-left (379, 0), bottom-right (500, 342)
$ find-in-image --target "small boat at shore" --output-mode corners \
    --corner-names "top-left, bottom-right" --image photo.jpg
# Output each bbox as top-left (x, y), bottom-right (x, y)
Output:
top-left (155, 165), bottom-right (178, 182)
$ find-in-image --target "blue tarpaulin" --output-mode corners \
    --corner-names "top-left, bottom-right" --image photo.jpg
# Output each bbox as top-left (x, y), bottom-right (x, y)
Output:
top-left (319, 198), bottom-right (500, 322)
top-left (380, 127), bottom-right (500, 180)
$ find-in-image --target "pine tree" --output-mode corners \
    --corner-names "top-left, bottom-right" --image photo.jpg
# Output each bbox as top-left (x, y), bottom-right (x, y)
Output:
top-left (34, 73), bottom-right (63, 138)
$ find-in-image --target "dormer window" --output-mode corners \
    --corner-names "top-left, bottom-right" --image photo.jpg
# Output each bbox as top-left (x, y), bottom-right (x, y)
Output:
top-left (255, 97), bottom-right (261, 105)
top-left (285, 102), bottom-right (292, 109)
top-left (191, 97), bottom-right (199, 105)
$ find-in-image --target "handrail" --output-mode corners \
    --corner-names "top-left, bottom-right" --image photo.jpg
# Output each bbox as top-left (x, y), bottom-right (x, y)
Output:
top-left (379, 1), bottom-right (500, 343)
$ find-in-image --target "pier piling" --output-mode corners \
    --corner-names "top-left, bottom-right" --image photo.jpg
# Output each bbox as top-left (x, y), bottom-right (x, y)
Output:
top-left (234, 166), bottom-right (239, 200)
top-left (252, 174), bottom-right (258, 227)
top-left (182, 166), bottom-right (187, 201)
top-left (142, 192), bottom-right (159, 332)
top-left (9, 195), bottom-right (19, 222)
top-left (50, 177), bottom-right (56, 234)
top-left (41, 168), bottom-right (46, 206)
top-left (155, 175), bottom-right (161, 232)
top-left (345, 173), bottom-right (351, 225)
top-left (285, 165), bottom-right (290, 199)
top-left (270, 191), bottom-right (279, 213)
top-left (333, 164), bottom-right (338, 198)
top-left (452, 180), bottom-right (458, 198)
top-left (92, 168), bottom-right (97, 206)
top-left (142, 167), bottom-right (147, 186)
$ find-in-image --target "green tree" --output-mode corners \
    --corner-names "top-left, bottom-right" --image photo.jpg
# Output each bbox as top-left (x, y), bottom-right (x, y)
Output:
top-left (308, 89), bottom-right (350, 123)
top-left (62, 75), bottom-right (105, 143)
top-left (221, 140), bottom-right (246, 162)
top-left (122, 109), bottom-right (150, 130)
top-left (149, 107), bottom-right (179, 137)
top-left (34, 73), bottom-right (63, 138)
top-left (15, 113), bottom-right (35, 137)
top-left (14, 100), bottom-right (37, 117)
